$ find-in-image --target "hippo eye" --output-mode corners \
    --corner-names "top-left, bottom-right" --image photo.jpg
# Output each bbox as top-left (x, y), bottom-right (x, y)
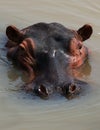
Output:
top-left (79, 45), bottom-right (82, 49)
top-left (17, 44), bottom-right (25, 53)
top-left (19, 44), bottom-right (26, 51)
top-left (78, 42), bottom-right (82, 49)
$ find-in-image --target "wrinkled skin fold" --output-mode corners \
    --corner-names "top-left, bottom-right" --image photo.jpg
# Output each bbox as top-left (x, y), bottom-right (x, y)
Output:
top-left (5, 22), bottom-right (93, 99)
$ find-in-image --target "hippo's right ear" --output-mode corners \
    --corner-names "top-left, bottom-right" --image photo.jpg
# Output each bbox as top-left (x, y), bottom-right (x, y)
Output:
top-left (77, 24), bottom-right (93, 41)
top-left (6, 25), bottom-right (24, 43)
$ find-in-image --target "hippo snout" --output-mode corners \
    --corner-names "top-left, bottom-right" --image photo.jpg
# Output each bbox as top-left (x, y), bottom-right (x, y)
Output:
top-left (24, 79), bottom-right (82, 99)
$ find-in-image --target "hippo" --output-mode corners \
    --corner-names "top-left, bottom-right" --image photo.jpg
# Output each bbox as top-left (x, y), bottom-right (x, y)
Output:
top-left (5, 22), bottom-right (93, 99)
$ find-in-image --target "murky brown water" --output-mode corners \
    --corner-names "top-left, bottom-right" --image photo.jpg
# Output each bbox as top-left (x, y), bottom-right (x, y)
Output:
top-left (0, 0), bottom-right (100, 130)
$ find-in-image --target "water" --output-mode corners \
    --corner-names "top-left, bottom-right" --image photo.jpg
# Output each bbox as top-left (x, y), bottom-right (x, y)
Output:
top-left (0, 0), bottom-right (100, 130)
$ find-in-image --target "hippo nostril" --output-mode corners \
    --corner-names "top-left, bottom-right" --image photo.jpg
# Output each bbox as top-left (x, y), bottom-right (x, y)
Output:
top-left (62, 83), bottom-right (81, 99)
top-left (38, 84), bottom-right (49, 98)
top-left (69, 84), bottom-right (76, 94)
top-left (63, 83), bottom-right (77, 95)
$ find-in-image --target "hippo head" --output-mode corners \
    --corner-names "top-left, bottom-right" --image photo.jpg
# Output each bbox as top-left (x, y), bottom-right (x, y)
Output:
top-left (6, 23), bottom-right (93, 99)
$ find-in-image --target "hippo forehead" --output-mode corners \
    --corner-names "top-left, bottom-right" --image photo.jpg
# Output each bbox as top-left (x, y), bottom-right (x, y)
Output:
top-left (22, 22), bottom-right (75, 49)
top-left (23, 22), bottom-right (75, 38)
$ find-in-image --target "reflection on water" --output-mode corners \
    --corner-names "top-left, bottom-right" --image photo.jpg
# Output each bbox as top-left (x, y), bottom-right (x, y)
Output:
top-left (0, 0), bottom-right (100, 130)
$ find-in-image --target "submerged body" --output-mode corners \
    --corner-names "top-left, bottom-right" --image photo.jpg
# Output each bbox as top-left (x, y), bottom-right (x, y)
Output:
top-left (6, 22), bottom-right (93, 99)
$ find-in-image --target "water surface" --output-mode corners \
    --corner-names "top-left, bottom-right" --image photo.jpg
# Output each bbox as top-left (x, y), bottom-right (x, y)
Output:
top-left (0, 0), bottom-right (100, 130)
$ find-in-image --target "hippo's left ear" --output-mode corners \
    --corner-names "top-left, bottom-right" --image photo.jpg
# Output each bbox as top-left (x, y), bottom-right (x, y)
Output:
top-left (6, 25), bottom-right (24, 43)
top-left (77, 24), bottom-right (93, 41)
